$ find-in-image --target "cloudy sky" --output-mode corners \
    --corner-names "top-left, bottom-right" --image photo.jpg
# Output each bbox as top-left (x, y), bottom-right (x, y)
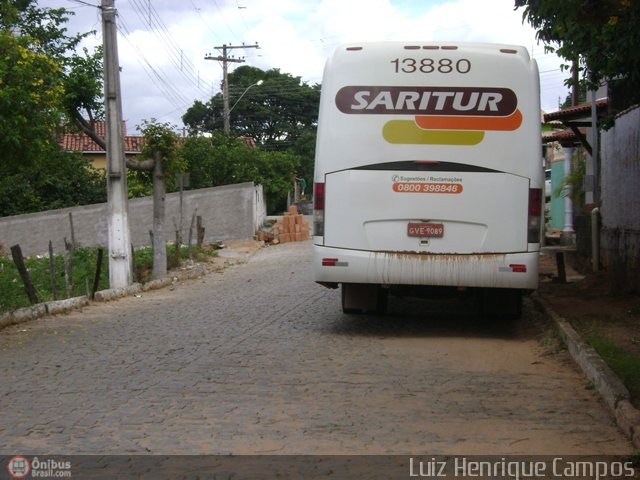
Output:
top-left (39, 0), bottom-right (569, 134)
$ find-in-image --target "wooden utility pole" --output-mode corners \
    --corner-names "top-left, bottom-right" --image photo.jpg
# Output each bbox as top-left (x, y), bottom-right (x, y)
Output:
top-left (205, 43), bottom-right (259, 134)
top-left (102, 0), bottom-right (132, 288)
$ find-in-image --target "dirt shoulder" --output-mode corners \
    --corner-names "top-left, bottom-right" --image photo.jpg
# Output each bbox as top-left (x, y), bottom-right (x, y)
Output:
top-left (538, 251), bottom-right (640, 408)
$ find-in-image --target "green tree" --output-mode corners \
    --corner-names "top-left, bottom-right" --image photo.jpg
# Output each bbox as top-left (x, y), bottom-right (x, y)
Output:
top-left (182, 100), bottom-right (215, 135)
top-left (289, 129), bottom-right (316, 182)
top-left (0, 0), bottom-right (99, 155)
top-left (515, 0), bottom-right (640, 111)
top-left (128, 120), bottom-right (184, 279)
top-left (0, 29), bottom-right (64, 174)
top-left (180, 133), bottom-right (300, 214)
top-left (0, 147), bottom-right (106, 217)
top-left (180, 134), bottom-right (249, 188)
top-left (183, 65), bottom-right (320, 150)
top-left (247, 150), bottom-right (301, 213)
top-left (63, 46), bottom-right (105, 136)
top-left (182, 66), bottom-right (317, 207)
top-left (0, 0), bottom-right (107, 215)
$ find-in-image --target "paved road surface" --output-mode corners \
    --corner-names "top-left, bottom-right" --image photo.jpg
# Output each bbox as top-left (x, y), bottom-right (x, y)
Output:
top-left (0, 241), bottom-right (632, 454)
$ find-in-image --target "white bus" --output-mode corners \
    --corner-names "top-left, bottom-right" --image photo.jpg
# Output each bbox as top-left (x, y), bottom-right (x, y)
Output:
top-left (312, 42), bottom-right (543, 318)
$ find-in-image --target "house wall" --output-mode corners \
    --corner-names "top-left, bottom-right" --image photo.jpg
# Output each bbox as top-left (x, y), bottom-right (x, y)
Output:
top-left (86, 154), bottom-right (105, 171)
top-left (549, 160), bottom-right (565, 230)
top-left (85, 153), bottom-right (140, 172)
top-left (601, 105), bottom-right (640, 291)
top-left (0, 183), bottom-right (265, 257)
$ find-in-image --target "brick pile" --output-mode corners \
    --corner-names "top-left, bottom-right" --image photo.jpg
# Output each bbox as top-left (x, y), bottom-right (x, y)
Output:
top-left (256, 205), bottom-right (310, 244)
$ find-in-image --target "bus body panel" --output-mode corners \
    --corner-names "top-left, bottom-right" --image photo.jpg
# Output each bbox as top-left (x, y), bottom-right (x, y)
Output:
top-left (314, 247), bottom-right (539, 290)
top-left (324, 169), bottom-right (529, 253)
top-left (313, 42), bottom-right (542, 294)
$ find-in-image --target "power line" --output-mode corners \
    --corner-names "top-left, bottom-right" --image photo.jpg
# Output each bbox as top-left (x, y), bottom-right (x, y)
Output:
top-left (67, 0), bottom-right (100, 7)
top-left (128, 0), bottom-right (206, 94)
top-left (117, 16), bottom-right (190, 109)
top-left (211, 0), bottom-right (241, 42)
top-left (190, 0), bottom-right (222, 44)
top-left (234, 0), bottom-right (250, 34)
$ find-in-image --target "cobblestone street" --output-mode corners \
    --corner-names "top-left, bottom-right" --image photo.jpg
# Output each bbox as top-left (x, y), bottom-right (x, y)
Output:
top-left (0, 241), bottom-right (632, 454)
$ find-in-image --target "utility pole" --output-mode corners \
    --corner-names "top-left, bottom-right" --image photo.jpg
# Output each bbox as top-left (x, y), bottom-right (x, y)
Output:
top-left (205, 43), bottom-right (259, 134)
top-left (102, 0), bottom-right (132, 288)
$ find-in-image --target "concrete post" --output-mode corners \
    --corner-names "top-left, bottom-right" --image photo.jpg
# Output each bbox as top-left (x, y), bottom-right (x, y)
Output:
top-left (102, 0), bottom-right (132, 288)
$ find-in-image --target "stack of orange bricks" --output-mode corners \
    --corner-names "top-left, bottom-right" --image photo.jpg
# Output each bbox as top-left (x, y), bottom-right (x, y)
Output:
top-left (257, 205), bottom-right (310, 244)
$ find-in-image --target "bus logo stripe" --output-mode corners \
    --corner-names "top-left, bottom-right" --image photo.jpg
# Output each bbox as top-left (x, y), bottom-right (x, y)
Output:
top-left (415, 109), bottom-right (522, 131)
top-left (383, 120), bottom-right (484, 145)
top-left (335, 85), bottom-right (522, 145)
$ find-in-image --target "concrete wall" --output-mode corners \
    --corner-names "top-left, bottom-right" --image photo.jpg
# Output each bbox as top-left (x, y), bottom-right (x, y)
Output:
top-left (0, 182), bottom-right (265, 256)
top-left (601, 105), bottom-right (640, 291)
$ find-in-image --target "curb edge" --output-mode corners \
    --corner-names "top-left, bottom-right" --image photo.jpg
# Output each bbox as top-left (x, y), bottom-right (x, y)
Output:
top-left (532, 292), bottom-right (640, 449)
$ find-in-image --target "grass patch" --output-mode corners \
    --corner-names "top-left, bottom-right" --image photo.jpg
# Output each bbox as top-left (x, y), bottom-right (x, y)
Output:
top-left (0, 247), bottom-right (109, 313)
top-left (570, 316), bottom-right (640, 407)
top-left (587, 334), bottom-right (640, 404)
top-left (132, 244), bottom-right (217, 284)
top-left (0, 244), bottom-right (217, 314)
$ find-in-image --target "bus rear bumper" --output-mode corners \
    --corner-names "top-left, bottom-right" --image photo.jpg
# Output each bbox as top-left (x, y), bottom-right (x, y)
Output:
top-left (313, 245), bottom-right (539, 290)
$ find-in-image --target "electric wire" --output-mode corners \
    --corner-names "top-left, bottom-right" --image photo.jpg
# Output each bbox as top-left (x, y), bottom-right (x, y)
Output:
top-left (128, 0), bottom-right (208, 94)
top-left (117, 15), bottom-right (190, 109)
top-left (67, 0), bottom-right (99, 8)
top-left (211, 0), bottom-right (241, 43)
top-left (56, 1), bottom-right (569, 128)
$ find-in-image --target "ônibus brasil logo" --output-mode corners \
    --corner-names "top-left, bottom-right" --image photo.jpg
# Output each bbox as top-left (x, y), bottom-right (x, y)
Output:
top-left (7, 456), bottom-right (30, 479)
top-left (7, 456), bottom-right (72, 478)
top-left (335, 86), bottom-right (522, 145)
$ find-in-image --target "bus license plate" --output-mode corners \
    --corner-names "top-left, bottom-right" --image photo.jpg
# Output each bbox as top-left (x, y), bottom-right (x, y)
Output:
top-left (407, 223), bottom-right (444, 238)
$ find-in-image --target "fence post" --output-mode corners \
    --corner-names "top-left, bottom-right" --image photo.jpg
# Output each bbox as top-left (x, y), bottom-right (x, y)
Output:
top-left (64, 237), bottom-right (73, 298)
top-left (68, 212), bottom-right (76, 248)
top-left (10, 244), bottom-right (39, 305)
top-left (92, 248), bottom-right (104, 300)
top-left (188, 209), bottom-right (197, 261)
top-left (196, 216), bottom-right (205, 247)
top-left (48, 240), bottom-right (57, 301)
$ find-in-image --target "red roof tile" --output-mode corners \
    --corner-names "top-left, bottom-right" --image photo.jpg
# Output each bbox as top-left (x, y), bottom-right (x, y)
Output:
top-left (241, 136), bottom-right (256, 148)
top-left (543, 98), bottom-right (608, 122)
top-left (59, 121), bottom-right (257, 153)
top-left (59, 120), bottom-right (144, 154)
top-left (59, 132), bottom-right (145, 154)
top-left (542, 129), bottom-right (581, 144)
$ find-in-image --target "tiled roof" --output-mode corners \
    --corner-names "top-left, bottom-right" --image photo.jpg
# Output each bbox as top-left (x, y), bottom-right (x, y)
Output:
top-left (542, 128), bottom-right (582, 144)
top-left (59, 120), bottom-right (257, 153)
top-left (543, 98), bottom-right (608, 123)
top-left (241, 136), bottom-right (256, 148)
top-left (59, 131), bottom-right (145, 154)
top-left (92, 120), bottom-right (125, 136)
top-left (58, 120), bottom-right (145, 154)
top-left (614, 103), bottom-right (640, 118)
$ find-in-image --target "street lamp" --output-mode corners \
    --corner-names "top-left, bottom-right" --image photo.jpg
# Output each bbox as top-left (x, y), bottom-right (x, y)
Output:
top-left (224, 80), bottom-right (263, 133)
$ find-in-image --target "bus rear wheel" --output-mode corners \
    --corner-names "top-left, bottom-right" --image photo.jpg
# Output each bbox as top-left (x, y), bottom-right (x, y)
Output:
top-left (341, 284), bottom-right (388, 314)
top-left (480, 288), bottom-right (522, 321)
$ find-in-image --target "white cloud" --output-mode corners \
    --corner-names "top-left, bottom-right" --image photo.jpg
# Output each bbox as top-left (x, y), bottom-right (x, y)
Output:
top-left (312, 0), bottom-right (402, 42)
top-left (38, 0), bottom-right (568, 127)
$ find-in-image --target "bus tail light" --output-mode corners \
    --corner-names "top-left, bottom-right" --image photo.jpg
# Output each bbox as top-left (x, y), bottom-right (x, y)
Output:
top-left (510, 264), bottom-right (527, 273)
top-left (314, 182), bottom-right (325, 236)
top-left (528, 188), bottom-right (542, 243)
